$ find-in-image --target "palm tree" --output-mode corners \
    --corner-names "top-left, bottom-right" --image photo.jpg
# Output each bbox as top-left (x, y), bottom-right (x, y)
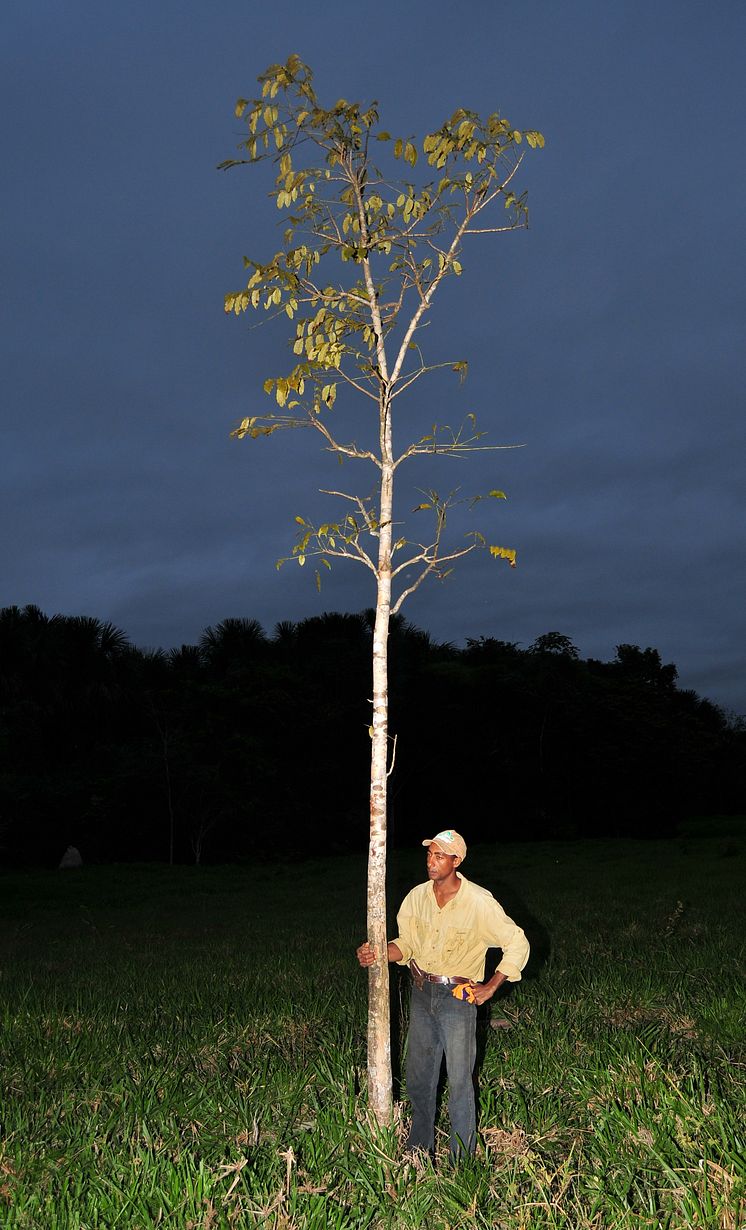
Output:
top-left (199, 617), bottom-right (267, 674)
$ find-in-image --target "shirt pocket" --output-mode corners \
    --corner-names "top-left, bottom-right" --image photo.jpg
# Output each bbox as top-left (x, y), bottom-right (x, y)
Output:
top-left (441, 927), bottom-right (470, 964)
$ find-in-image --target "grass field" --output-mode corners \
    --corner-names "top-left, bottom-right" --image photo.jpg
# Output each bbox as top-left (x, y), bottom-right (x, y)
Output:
top-left (1, 834), bottom-right (744, 1228)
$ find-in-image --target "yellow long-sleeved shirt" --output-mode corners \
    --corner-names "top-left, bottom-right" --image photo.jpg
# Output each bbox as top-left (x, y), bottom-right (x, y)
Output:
top-left (391, 872), bottom-right (529, 983)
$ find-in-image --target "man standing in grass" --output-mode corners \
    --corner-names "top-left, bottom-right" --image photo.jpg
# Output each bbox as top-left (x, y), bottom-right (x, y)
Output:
top-left (357, 830), bottom-right (529, 1160)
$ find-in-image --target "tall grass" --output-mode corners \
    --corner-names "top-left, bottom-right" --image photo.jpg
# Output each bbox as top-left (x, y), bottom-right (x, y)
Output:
top-left (1, 837), bottom-right (743, 1228)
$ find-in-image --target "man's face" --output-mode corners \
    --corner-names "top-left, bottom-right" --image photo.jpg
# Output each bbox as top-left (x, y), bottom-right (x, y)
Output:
top-left (426, 846), bottom-right (459, 881)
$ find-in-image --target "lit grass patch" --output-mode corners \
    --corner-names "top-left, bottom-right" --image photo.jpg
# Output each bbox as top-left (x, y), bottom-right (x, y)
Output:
top-left (0, 840), bottom-right (743, 1227)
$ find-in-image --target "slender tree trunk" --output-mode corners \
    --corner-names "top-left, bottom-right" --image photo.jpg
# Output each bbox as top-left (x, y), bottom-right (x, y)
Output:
top-left (367, 411), bottom-right (394, 1125)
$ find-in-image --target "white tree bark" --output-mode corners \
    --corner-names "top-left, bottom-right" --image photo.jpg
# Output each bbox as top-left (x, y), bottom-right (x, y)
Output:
top-left (366, 415), bottom-right (394, 1124)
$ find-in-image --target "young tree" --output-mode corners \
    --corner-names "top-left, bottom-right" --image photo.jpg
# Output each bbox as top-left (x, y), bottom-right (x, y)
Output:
top-left (221, 55), bottom-right (543, 1125)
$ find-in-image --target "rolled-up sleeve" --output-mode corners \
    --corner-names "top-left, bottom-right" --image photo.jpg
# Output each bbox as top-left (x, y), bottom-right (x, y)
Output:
top-left (482, 897), bottom-right (530, 981)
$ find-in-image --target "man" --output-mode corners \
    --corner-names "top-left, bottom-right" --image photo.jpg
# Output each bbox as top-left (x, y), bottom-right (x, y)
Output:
top-left (356, 829), bottom-right (529, 1159)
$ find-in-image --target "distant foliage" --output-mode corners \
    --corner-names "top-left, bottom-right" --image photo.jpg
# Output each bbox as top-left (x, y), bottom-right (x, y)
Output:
top-left (0, 604), bottom-right (742, 865)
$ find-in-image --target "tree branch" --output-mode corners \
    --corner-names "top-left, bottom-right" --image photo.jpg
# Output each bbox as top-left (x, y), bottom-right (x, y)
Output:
top-left (309, 415), bottom-right (380, 466)
top-left (391, 542), bottom-right (478, 613)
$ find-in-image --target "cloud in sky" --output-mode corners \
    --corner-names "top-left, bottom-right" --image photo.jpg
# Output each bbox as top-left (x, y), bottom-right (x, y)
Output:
top-left (2, 1), bottom-right (745, 714)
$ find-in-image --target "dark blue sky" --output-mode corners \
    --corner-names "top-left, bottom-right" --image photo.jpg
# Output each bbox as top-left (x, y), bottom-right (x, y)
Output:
top-left (2, 1), bottom-right (745, 714)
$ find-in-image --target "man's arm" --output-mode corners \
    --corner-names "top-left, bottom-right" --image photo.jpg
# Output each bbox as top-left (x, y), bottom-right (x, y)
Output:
top-left (356, 940), bottom-right (403, 967)
top-left (482, 900), bottom-right (530, 984)
top-left (467, 893), bottom-right (530, 1004)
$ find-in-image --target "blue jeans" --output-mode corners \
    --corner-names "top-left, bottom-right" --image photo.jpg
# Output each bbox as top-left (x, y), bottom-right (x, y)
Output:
top-left (405, 981), bottom-right (477, 1157)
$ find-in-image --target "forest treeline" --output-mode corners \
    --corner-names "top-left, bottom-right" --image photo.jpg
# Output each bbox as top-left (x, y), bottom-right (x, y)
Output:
top-left (1, 604), bottom-right (743, 866)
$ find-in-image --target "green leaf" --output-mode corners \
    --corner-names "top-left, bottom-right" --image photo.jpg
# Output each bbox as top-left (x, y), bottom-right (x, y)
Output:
top-left (489, 490), bottom-right (507, 499)
top-left (413, 503), bottom-right (432, 511)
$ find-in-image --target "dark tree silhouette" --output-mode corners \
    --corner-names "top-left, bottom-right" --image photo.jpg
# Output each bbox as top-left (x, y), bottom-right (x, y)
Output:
top-left (1, 604), bottom-right (743, 865)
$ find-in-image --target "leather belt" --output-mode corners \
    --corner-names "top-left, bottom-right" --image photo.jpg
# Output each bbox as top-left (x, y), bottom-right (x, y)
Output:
top-left (409, 959), bottom-right (471, 990)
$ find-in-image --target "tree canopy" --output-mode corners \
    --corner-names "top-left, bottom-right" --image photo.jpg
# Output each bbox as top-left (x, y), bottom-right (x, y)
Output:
top-left (220, 54), bottom-right (544, 591)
